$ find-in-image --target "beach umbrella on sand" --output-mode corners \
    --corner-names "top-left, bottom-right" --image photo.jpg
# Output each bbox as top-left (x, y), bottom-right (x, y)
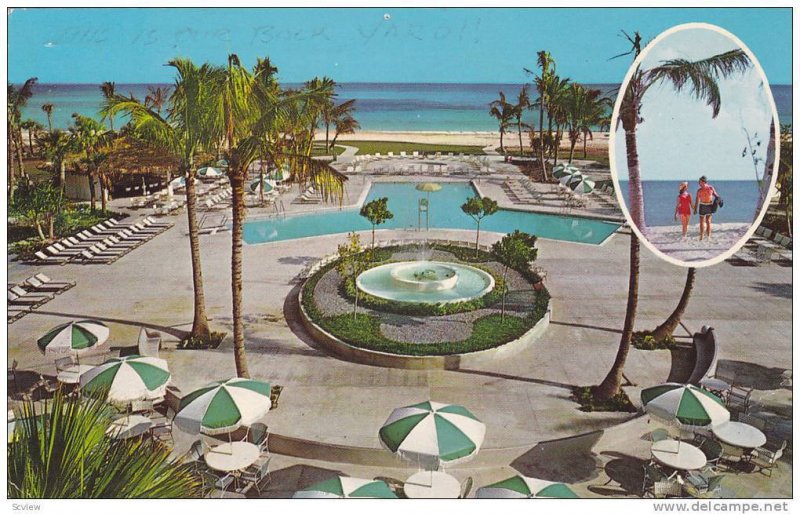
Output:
top-left (293, 477), bottom-right (398, 499)
top-left (79, 355), bottom-right (171, 406)
top-left (174, 378), bottom-right (271, 436)
top-left (476, 476), bottom-right (579, 499)
top-left (568, 176), bottom-right (595, 195)
top-left (641, 383), bottom-right (730, 427)
top-left (37, 320), bottom-right (110, 356)
top-left (379, 401), bottom-right (486, 470)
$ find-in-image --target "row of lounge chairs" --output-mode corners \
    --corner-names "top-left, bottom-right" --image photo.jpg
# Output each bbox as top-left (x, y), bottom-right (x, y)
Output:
top-left (292, 186), bottom-right (321, 204)
top-left (27, 217), bottom-right (173, 265)
top-left (503, 178), bottom-right (544, 204)
top-left (201, 189), bottom-right (233, 210)
top-left (7, 274), bottom-right (75, 323)
top-left (730, 226), bottom-right (792, 266)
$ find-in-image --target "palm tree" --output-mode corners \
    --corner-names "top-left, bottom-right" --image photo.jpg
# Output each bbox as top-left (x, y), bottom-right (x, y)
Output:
top-left (330, 110), bottom-right (360, 153)
top-left (563, 83), bottom-right (588, 164)
top-left (593, 41), bottom-right (752, 402)
top-left (145, 85), bottom-right (170, 115)
top-left (513, 85), bottom-right (531, 157)
top-left (324, 98), bottom-right (358, 153)
top-left (70, 114), bottom-right (111, 212)
top-left (102, 58), bottom-right (219, 344)
top-left (8, 78), bottom-right (38, 197)
top-left (100, 81), bottom-right (116, 130)
top-left (619, 48), bottom-right (752, 230)
top-left (8, 391), bottom-right (203, 498)
top-left (20, 119), bottom-right (43, 155)
top-left (210, 54), bottom-right (346, 378)
top-left (582, 89), bottom-right (612, 159)
top-left (650, 268), bottom-right (695, 342)
top-left (41, 103), bottom-right (54, 133)
top-left (489, 91), bottom-right (514, 154)
top-left (526, 51), bottom-right (554, 179)
top-left (37, 129), bottom-right (74, 190)
top-left (545, 75), bottom-right (570, 169)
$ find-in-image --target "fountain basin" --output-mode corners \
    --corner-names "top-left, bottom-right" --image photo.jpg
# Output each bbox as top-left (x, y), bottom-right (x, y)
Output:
top-left (356, 261), bottom-right (495, 304)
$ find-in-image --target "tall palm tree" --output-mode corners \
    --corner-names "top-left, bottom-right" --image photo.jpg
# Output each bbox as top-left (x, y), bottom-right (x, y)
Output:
top-left (209, 55), bottom-right (346, 378)
top-left (545, 75), bottom-right (570, 169)
top-left (650, 268), bottom-right (696, 342)
top-left (594, 42), bottom-right (752, 402)
top-left (513, 85), bottom-right (531, 157)
top-left (330, 111), bottom-right (360, 152)
top-left (70, 114), bottom-right (112, 212)
top-left (563, 83), bottom-right (588, 164)
top-left (8, 78), bottom-right (38, 197)
top-left (526, 51), bottom-right (554, 179)
top-left (100, 81), bottom-right (116, 131)
top-left (36, 129), bottom-right (74, 190)
top-left (619, 48), bottom-right (752, 230)
top-left (8, 391), bottom-right (203, 498)
top-left (20, 120), bottom-right (43, 156)
top-left (41, 103), bottom-right (54, 133)
top-left (102, 59), bottom-right (219, 344)
top-left (324, 98), bottom-right (358, 152)
top-left (489, 91), bottom-right (514, 154)
top-left (145, 85), bottom-right (170, 115)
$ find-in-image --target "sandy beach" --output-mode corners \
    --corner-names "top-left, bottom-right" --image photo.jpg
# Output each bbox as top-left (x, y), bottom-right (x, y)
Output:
top-left (643, 222), bottom-right (751, 262)
top-left (319, 130), bottom-right (611, 150)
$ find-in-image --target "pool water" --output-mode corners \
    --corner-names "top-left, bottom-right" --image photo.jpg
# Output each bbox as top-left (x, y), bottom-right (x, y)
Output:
top-left (243, 182), bottom-right (620, 245)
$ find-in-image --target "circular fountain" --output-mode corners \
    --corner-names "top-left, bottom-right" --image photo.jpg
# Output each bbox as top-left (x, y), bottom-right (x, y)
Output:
top-left (356, 261), bottom-right (495, 304)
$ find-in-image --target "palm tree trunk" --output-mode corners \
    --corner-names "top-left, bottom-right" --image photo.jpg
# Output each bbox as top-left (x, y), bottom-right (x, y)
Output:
top-left (593, 236), bottom-right (639, 401)
top-left (8, 134), bottom-right (16, 200)
top-left (58, 161), bottom-right (66, 193)
top-left (230, 169), bottom-right (250, 378)
top-left (624, 125), bottom-right (646, 230)
top-left (46, 115), bottom-right (52, 134)
top-left (651, 268), bottom-right (695, 342)
top-left (99, 173), bottom-right (108, 213)
top-left (88, 172), bottom-right (96, 211)
top-left (325, 122), bottom-right (330, 151)
top-left (184, 167), bottom-right (212, 342)
top-left (27, 131), bottom-right (34, 155)
top-left (539, 98), bottom-right (547, 180)
top-left (552, 126), bottom-right (561, 169)
top-left (568, 136), bottom-right (577, 164)
top-left (16, 129), bottom-right (27, 179)
top-left (499, 129), bottom-right (505, 154)
top-left (583, 131), bottom-right (588, 159)
top-left (517, 122), bottom-right (524, 157)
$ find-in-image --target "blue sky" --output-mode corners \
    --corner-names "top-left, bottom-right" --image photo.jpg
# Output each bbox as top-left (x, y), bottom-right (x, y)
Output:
top-left (614, 26), bottom-right (776, 182)
top-left (8, 7), bottom-right (792, 84)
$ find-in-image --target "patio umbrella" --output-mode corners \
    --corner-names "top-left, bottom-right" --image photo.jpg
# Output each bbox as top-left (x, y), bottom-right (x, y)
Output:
top-left (249, 178), bottom-right (273, 195)
top-left (197, 166), bottom-right (223, 178)
top-left (552, 163), bottom-right (580, 179)
top-left (79, 355), bottom-right (171, 405)
top-left (37, 320), bottom-right (110, 356)
top-left (216, 159), bottom-right (229, 168)
top-left (378, 401), bottom-right (486, 470)
top-left (641, 383), bottom-right (730, 427)
top-left (416, 182), bottom-right (442, 200)
top-left (174, 377), bottom-right (272, 436)
top-left (568, 176), bottom-right (595, 195)
top-left (293, 477), bottom-right (398, 499)
top-left (559, 170), bottom-right (582, 187)
top-left (476, 476), bottom-right (579, 499)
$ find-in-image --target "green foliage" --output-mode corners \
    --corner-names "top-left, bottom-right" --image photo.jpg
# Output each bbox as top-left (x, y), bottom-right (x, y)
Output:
top-left (491, 230), bottom-right (538, 270)
top-left (8, 391), bottom-right (204, 499)
top-left (177, 331), bottom-right (226, 350)
top-left (360, 197), bottom-right (394, 228)
top-left (632, 330), bottom-right (676, 350)
top-left (461, 196), bottom-right (499, 221)
top-left (573, 386), bottom-right (637, 413)
top-left (337, 232), bottom-right (367, 316)
top-left (350, 140), bottom-right (485, 156)
top-left (12, 181), bottom-right (65, 240)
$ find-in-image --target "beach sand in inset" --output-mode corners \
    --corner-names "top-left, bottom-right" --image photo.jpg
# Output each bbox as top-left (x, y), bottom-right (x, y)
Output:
top-left (643, 222), bottom-right (751, 262)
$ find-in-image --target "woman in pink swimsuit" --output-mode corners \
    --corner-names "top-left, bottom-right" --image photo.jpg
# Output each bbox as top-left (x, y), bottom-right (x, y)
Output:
top-left (674, 182), bottom-right (693, 240)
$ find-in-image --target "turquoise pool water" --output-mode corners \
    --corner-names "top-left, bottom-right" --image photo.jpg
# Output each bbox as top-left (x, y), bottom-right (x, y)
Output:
top-left (243, 182), bottom-right (620, 245)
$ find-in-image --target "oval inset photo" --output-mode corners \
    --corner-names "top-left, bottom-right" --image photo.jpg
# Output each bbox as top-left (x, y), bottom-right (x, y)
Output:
top-left (610, 23), bottom-right (780, 267)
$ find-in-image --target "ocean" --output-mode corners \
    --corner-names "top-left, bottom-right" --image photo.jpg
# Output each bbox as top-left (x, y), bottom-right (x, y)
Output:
top-left (618, 180), bottom-right (762, 226)
top-left (19, 82), bottom-right (793, 132)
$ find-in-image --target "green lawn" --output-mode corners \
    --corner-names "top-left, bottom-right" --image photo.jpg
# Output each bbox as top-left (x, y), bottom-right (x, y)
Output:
top-left (343, 140), bottom-right (486, 156)
top-left (310, 144), bottom-right (347, 157)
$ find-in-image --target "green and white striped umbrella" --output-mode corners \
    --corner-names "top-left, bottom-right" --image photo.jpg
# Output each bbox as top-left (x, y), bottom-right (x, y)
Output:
top-left (174, 378), bottom-right (272, 436)
top-left (80, 355), bottom-right (170, 405)
top-left (641, 383), bottom-right (730, 427)
top-left (552, 164), bottom-right (580, 179)
top-left (476, 476), bottom-right (579, 499)
top-left (293, 477), bottom-right (398, 499)
top-left (197, 166), bottom-right (223, 178)
top-left (379, 401), bottom-right (486, 470)
top-left (37, 320), bottom-right (110, 356)
top-left (568, 176), bottom-right (595, 195)
top-left (558, 171), bottom-right (582, 186)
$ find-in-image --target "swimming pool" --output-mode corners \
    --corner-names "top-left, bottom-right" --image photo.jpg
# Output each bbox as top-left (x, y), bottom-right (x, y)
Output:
top-left (243, 182), bottom-right (620, 245)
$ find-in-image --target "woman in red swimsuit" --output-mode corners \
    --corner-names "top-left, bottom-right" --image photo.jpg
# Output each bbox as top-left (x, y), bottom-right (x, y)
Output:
top-left (674, 182), bottom-right (693, 240)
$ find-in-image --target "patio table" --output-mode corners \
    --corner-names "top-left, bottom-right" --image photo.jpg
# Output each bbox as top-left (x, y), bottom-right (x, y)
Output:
top-left (712, 421), bottom-right (767, 449)
top-left (699, 377), bottom-right (731, 393)
top-left (57, 364), bottom-right (94, 384)
top-left (651, 440), bottom-right (707, 471)
top-left (205, 441), bottom-right (260, 473)
top-left (403, 471), bottom-right (461, 499)
top-left (106, 415), bottom-right (153, 440)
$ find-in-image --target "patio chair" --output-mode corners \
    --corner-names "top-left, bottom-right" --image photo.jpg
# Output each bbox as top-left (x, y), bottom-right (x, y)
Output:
top-left (750, 440), bottom-right (786, 477)
top-left (30, 250), bottom-right (71, 265)
top-left (248, 422), bottom-right (269, 454)
top-left (642, 463), bottom-right (668, 497)
top-left (138, 327), bottom-right (162, 358)
top-left (459, 476), bottom-right (473, 498)
top-left (726, 385), bottom-right (752, 413)
top-left (78, 249), bottom-right (117, 265)
top-left (650, 428), bottom-right (670, 442)
top-left (653, 480), bottom-right (683, 499)
top-left (150, 418), bottom-right (173, 446)
top-left (719, 441), bottom-right (750, 471)
top-left (25, 274), bottom-right (75, 294)
top-left (205, 473), bottom-right (235, 498)
top-left (8, 290), bottom-right (49, 309)
top-left (240, 456), bottom-right (271, 493)
top-left (9, 285), bottom-right (54, 302)
top-left (270, 385), bottom-right (283, 410)
top-left (131, 399), bottom-right (155, 414)
top-left (54, 356), bottom-right (75, 373)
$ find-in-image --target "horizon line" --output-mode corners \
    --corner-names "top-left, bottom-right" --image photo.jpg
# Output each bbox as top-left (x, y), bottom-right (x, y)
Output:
top-left (19, 80), bottom-right (792, 87)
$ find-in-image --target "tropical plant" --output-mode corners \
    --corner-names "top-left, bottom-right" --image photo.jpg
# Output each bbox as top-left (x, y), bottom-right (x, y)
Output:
top-left (36, 129), bottom-right (74, 190)
top-left (359, 197), bottom-right (394, 253)
top-left (144, 85), bottom-right (170, 114)
top-left (102, 59), bottom-right (220, 344)
top-left (330, 110), bottom-right (360, 156)
top-left (209, 54), bottom-right (346, 378)
top-left (491, 230), bottom-right (538, 320)
top-left (545, 75), bottom-right (571, 169)
top-left (100, 81), bottom-right (116, 130)
top-left (69, 114), bottom-right (112, 212)
top-left (513, 86), bottom-right (531, 156)
top-left (777, 124), bottom-right (792, 236)
top-left (8, 78), bottom-right (38, 198)
top-left (41, 102), bottom-right (54, 133)
top-left (649, 268), bottom-right (695, 342)
top-left (526, 51), bottom-right (554, 179)
top-left (337, 232), bottom-right (366, 319)
top-left (489, 91), bottom-right (514, 154)
top-left (461, 196), bottom-right (499, 255)
top-left (8, 391), bottom-right (203, 499)
top-left (326, 99), bottom-right (359, 154)
top-left (20, 119), bottom-right (43, 155)
top-left (13, 180), bottom-right (65, 240)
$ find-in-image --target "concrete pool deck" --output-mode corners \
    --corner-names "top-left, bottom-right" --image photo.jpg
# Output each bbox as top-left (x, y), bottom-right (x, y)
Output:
top-left (6, 177), bottom-right (791, 497)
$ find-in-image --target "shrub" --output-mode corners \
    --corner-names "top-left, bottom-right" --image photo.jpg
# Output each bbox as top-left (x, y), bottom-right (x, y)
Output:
top-left (572, 386), bottom-right (637, 413)
top-left (632, 331), bottom-right (676, 350)
top-left (177, 331), bottom-right (226, 350)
